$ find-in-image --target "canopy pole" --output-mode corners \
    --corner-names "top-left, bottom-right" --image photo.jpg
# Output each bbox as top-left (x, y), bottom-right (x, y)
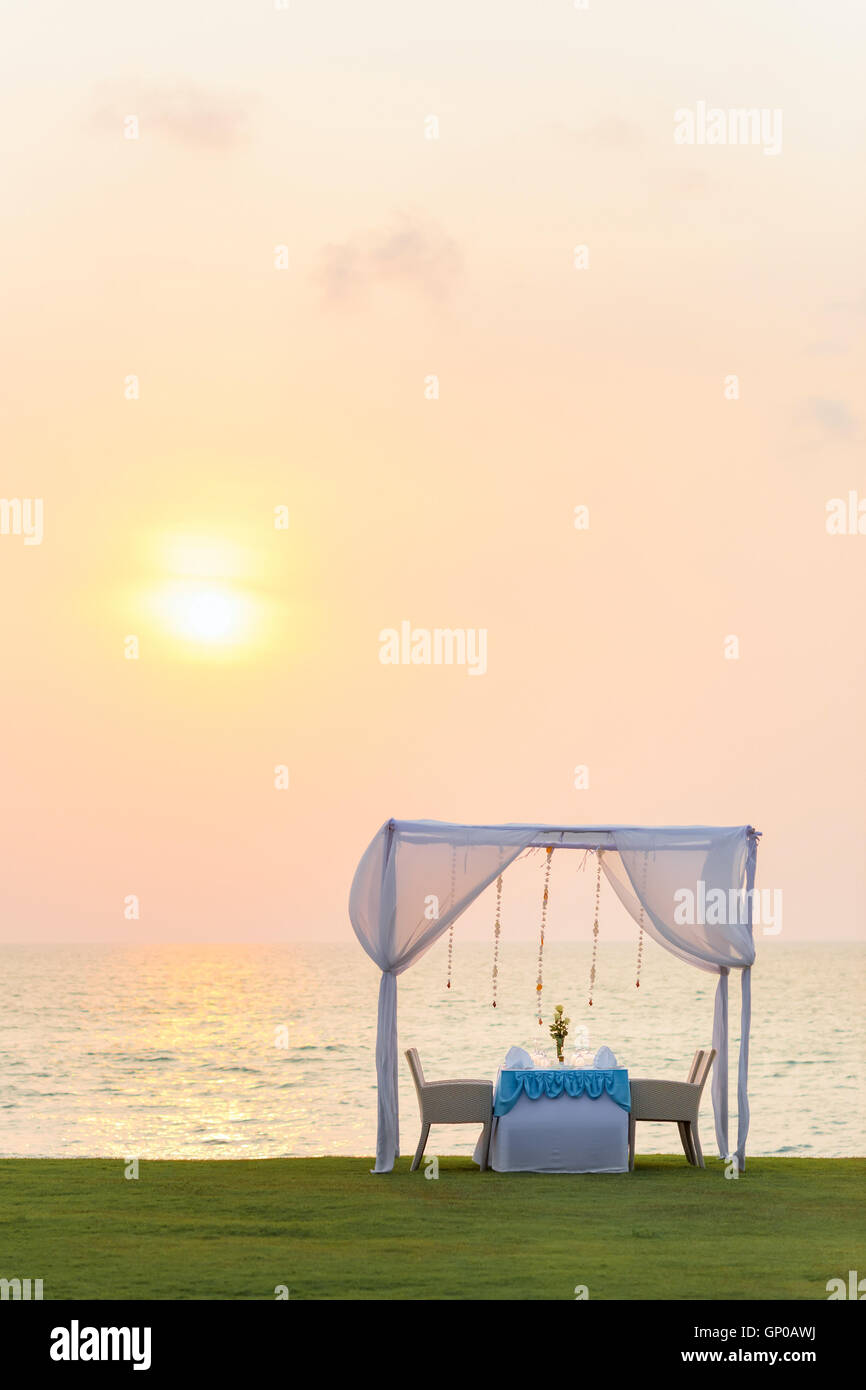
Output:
top-left (711, 969), bottom-right (729, 1158)
top-left (735, 831), bottom-right (759, 1170)
top-left (735, 967), bottom-right (752, 1172)
top-left (371, 971), bottom-right (399, 1174)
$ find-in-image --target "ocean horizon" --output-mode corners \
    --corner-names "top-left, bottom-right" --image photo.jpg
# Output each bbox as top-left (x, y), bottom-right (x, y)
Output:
top-left (0, 940), bottom-right (862, 1161)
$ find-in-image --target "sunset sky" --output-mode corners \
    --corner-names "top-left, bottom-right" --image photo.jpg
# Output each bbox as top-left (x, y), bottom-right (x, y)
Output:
top-left (1, 1), bottom-right (863, 944)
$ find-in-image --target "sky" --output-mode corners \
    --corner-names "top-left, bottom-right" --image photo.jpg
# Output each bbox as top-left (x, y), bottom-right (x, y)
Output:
top-left (0, 1), bottom-right (863, 944)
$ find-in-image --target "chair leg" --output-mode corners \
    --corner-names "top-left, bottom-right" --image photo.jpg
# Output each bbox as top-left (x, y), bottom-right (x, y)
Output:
top-left (479, 1119), bottom-right (491, 1172)
top-left (690, 1122), bottom-right (705, 1169)
top-left (677, 1121), bottom-right (695, 1165)
top-left (410, 1122), bottom-right (430, 1172)
top-left (628, 1113), bottom-right (636, 1171)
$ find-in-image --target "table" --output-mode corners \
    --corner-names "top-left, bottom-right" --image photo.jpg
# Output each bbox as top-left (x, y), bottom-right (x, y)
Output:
top-left (474, 1068), bottom-right (630, 1173)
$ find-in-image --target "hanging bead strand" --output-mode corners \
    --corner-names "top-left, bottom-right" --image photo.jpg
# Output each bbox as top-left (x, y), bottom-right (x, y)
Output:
top-left (446, 844), bottom-right (457, 991)
top-left (536, 846), bottom-right (554, 1024)
top-left (492, 873), bottom-right (503, 1007)
top-left (588, 851), bottom-right (601, 1005)
top-left (635, 849), bottom-right (648, 988)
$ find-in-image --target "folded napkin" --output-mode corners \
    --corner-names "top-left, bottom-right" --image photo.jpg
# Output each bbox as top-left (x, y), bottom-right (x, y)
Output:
top-left (504, 1045), bottom-right (533, 1069)
top-left (593, 1045), bottom-right (618, 1069)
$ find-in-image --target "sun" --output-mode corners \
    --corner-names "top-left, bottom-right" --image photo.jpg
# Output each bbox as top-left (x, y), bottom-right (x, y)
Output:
top-left (166, 585), bottom-right (252, 645)
top-left (139, 530), bottom-right (271, 657)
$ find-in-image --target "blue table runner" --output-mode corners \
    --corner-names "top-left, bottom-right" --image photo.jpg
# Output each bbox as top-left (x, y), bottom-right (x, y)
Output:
top-left (494, 1068), bottom-right (630, 1117)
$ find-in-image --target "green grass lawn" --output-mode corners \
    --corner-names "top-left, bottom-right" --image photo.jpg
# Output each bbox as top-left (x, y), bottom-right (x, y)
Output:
top-left (1, 1155), bottom-right (862, 1300)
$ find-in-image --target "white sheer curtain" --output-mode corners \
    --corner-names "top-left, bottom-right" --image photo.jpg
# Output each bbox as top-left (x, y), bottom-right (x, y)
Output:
top-left (349, 820), bottom-right (760, 1173)
top-left (602, 826), bottom-right (757, 1170)
top-left (349, 821), bottom-right (538, 1171)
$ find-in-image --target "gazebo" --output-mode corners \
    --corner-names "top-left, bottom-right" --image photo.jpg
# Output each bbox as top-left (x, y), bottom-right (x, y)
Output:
top-left (349, 820), bottom-right (761, 1174)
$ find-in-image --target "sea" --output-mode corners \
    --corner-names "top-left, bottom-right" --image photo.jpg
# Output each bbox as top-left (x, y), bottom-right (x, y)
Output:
top-left (0, 942), bottom-right (862, 1160)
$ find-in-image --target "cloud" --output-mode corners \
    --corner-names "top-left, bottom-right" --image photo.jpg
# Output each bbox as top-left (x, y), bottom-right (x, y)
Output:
top-left (804, 339), bottom-right (849, 358)
top-left (808, 398), bottom-right (856, 437)
top-left (805, 291), bottom-right (865, 355)
top-left (659, 167), bottom-right (708, 198)
top-left (317, 214), bottom-right (462, 303)
top-left (91, 81), bottom-right (251, 150)
top-left (552, 117), bottom-right (644, 151)
top-left (826, 289), bottom-right (866, 316)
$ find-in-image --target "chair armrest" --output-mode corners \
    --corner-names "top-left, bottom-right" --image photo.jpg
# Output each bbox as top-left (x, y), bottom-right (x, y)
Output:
top-left (421, 1081), bottom-right (493, 1123)
top-left (425, 1079), bottom-right (493, 1089)
top-left (630, 1078), bottom-right (701, 1122)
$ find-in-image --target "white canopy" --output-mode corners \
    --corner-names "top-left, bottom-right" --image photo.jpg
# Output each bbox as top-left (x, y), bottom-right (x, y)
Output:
top-left (349, 820), bottom-right (761, 1174)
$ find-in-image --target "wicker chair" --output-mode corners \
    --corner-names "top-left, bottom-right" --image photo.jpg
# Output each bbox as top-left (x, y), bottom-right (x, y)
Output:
top-left (628, 1048), bottom-right (716, 1170)
top-left (405, 1048), bottom-right (493, 1172)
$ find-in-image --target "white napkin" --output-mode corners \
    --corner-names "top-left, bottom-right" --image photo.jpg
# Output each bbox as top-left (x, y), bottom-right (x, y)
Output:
top-left (504, 1045), bottom-right (533, 1069)
top-left (593, 1045), bottom-right (618, 1069)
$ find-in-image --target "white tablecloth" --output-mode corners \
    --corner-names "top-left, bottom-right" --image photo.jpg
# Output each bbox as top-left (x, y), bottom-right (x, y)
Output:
top-left (474, 1090), bottom-right (629, 1174)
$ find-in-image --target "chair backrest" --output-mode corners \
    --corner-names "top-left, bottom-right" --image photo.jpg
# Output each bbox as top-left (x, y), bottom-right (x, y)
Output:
top-left (687, 1048), bottom-right (716, 1094)
top-left (405, 1047), bottom-right (425, 1097)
